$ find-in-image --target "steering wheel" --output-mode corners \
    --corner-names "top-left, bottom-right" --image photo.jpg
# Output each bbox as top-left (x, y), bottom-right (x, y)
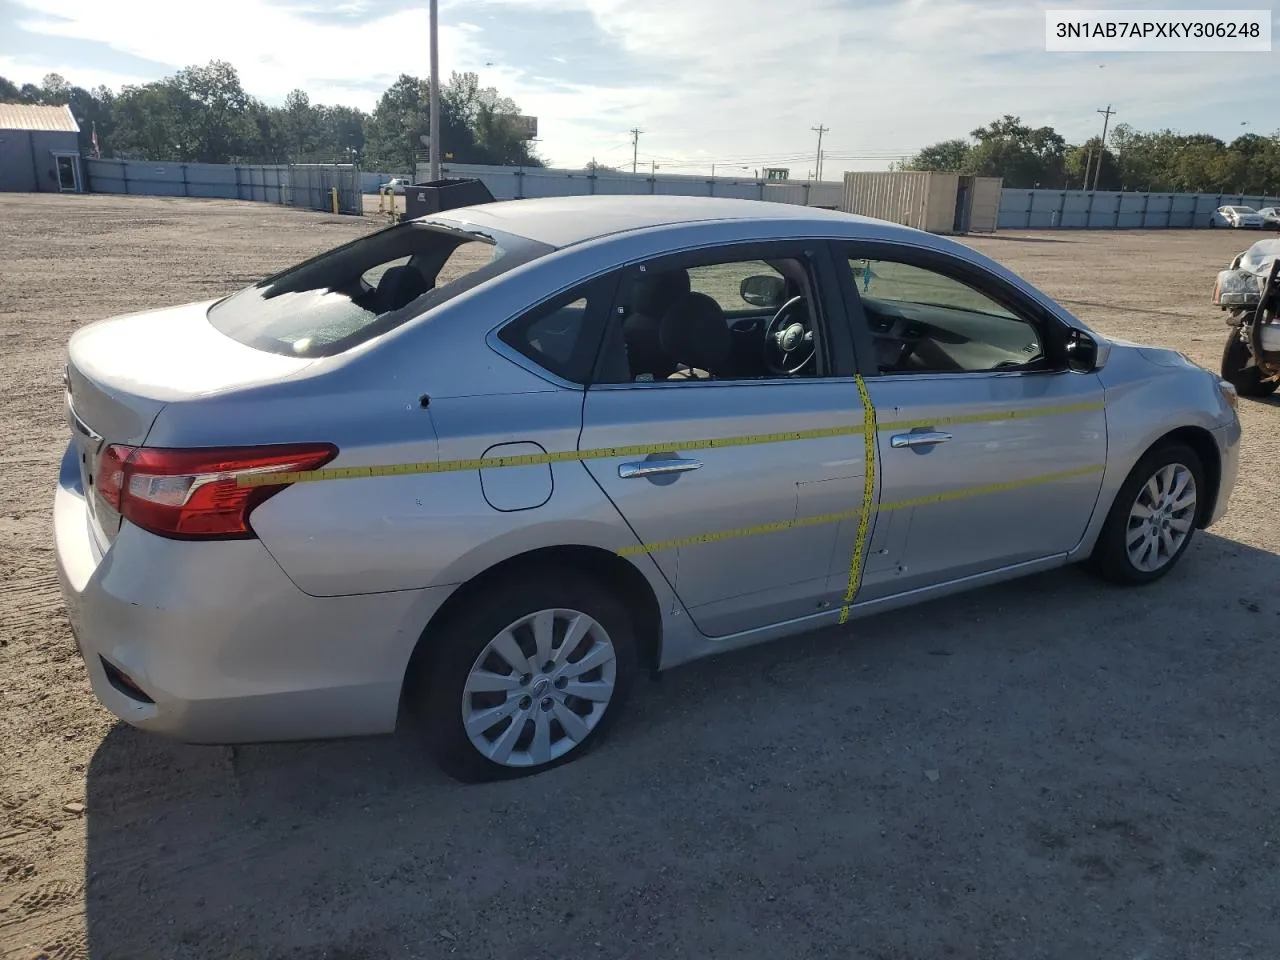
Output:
top-left (763, 296), bottom-right (816, 375)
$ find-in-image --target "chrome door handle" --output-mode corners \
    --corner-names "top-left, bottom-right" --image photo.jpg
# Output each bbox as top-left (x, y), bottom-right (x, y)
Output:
top-left (890, 431), bottom-right (953, 449)
top-left (618, 458), bottom-right (703, 478)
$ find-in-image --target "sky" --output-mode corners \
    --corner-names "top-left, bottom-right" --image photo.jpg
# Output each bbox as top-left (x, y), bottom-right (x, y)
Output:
top-left (0, 0), bottom-right (1276, 178)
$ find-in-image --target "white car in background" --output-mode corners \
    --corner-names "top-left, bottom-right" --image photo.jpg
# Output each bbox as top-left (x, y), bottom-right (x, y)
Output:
top-left (380, 177), bottom-right (408, 196)
top-left (1256, 207), bottom-right (1280, 229)
top-left (1210, 205), bottom-right (1265, 229)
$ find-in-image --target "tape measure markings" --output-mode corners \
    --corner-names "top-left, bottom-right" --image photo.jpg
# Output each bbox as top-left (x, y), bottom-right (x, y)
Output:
top-left (618, 463), bottom-right (1106, 558)
top-left (237, 422), bottom-right (873, 488)
top-left (236, 399), bottom-right (1108, 488)
top-left (837, 375), bottom-right (878, 625)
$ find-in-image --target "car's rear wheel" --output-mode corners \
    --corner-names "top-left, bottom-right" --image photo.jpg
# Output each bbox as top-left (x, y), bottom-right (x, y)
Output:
top-left (1221, 331), bottom-right (1279, 397)
top-left (414, 571), bottom-right (637, 783)
top-left (1086, 442), bottom-right (1204, 585)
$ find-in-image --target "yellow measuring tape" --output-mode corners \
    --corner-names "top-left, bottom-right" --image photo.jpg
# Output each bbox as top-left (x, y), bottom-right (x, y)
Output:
top-left (838, 374), bottom-right (878, 625)
top-left (618, 463), bottom-right (1106, 558)
top-left (236, 421), bottom-right (874, 488)
top-left (235, 400), bottom-right (1105, 488)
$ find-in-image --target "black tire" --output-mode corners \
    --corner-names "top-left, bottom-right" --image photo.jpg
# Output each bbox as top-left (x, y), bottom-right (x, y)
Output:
top-left (412, 569), bottom-right (638, 783)
top-left (1221, 332), bottom-right (1279, 397)
top-left (1086, 442), bottom-right (1205, 586)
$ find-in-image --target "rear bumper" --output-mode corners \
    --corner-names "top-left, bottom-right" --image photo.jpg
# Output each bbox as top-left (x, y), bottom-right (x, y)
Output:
top-left (53, 442), bottom-right (447, 744)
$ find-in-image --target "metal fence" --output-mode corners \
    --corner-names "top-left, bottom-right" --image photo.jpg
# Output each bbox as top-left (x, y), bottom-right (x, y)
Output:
top-left (83, 157), bottom-right (1280, 231)
top-left (997, 189), bottom-right (1280, 230)
top-left (285, 163), bottom-right (362, 214)
top-left (414, 161), bottom-right (845, 207)
top-left (84, 159), bottom-right (363, 214)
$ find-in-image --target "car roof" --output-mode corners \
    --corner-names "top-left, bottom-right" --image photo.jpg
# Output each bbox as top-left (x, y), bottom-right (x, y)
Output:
top-left (425, 194), bottom-right (873, 249)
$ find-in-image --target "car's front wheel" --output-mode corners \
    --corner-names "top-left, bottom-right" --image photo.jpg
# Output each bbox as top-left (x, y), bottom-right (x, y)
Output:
top-left (1221, 331), bottom-right (1280, 397)
top-left (1087, 442), bottom-right (1205, 585)
top-left (413, 570), bottom-right (637, 783)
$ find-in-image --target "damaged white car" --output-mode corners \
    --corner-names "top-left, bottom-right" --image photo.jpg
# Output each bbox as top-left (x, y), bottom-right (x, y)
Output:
top-left (1213, 237), bottom-right (1280, 397)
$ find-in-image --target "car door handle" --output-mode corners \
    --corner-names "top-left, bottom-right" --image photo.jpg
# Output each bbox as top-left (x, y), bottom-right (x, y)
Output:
top-left (889, 431), bottom-right (953, 449)
top-left (618, 458), bottom-right (703, 478)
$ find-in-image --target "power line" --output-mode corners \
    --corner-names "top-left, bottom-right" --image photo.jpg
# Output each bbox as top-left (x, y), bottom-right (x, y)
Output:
top-left (629, 127), bottom-right (643, 173)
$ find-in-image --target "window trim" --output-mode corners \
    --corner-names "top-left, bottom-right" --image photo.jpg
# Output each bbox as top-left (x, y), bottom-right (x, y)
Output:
top-left (490, 273), bottom-right (620, 387)
top-left (830, 240), bottom-right (1072, 379)
top-left (588, 238), bottom-right (856, 388)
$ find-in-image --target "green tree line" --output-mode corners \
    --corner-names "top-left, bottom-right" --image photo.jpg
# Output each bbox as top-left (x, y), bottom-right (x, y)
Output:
top-left (0, 61), bottom-right (544, 172)
top-left (896, 115), bottom-right (1280, 195)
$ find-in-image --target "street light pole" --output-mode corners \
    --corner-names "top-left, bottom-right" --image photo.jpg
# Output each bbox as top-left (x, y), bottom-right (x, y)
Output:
top-left (428, 0), bottom-right (441, 182)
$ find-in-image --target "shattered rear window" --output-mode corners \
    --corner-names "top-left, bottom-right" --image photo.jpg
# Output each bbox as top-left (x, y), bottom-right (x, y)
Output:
top-left (207, 220), bottom-right (550, 357)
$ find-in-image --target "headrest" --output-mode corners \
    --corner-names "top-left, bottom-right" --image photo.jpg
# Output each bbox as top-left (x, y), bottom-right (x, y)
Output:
top-left (377, 265), bottom-right (431, 312)
top-left (631, 269), bottom-right (691, 316)
top-left (659, 292), bottom-right (731, 375)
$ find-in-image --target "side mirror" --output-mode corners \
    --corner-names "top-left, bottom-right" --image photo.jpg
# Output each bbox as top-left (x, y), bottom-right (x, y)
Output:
top-left (740, 274), bottom-right (786, 309)
top-left (1064, 329), bottom-right (1098, 373)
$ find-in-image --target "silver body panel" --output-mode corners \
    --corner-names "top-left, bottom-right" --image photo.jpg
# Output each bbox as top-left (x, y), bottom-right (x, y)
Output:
top-left (53, 195), bottom-right (1242, 743)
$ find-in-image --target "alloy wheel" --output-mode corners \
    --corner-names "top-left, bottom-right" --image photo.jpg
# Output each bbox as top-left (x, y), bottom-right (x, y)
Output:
top-left (1125, 463), bottom-right (1197, 573)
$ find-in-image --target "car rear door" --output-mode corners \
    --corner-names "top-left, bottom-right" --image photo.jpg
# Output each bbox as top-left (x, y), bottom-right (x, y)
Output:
top-left (578, 239), bottom-right (872, 639)
top-left (832, 242), bottom-right (1109, 602)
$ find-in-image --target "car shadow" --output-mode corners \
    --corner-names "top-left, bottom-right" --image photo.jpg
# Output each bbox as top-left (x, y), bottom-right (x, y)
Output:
top-left (83, 531), bottom-right (1280, 959)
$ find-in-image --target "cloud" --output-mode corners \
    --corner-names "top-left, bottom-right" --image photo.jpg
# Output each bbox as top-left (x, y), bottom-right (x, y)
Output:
top-left (1, 0), bottom-right (1275, 174)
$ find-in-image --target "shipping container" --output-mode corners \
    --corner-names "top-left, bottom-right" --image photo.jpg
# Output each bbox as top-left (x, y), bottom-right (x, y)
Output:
top-left (762, 180), bottom-right (844, 209)
top-left (841, 171), bottom-right (961, 233)
top-left (966, 176), bottom-right (1002, 232)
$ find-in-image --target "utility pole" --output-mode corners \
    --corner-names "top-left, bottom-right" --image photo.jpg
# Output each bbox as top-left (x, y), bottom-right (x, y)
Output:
top-left (1091, 104), bottom-right (1115, 192)
top-left (428, 0), bottom-right (441, 182)
top-left (630, 128), bottom-right (643, 173)
top-left (811, 123), bottom-right (829, 181)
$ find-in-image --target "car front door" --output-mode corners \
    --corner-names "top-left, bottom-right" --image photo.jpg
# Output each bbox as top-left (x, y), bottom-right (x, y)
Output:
top-left (833, 244), bottom-right (1109, 603)
top-left (578, 240), bottom-right (871, 639)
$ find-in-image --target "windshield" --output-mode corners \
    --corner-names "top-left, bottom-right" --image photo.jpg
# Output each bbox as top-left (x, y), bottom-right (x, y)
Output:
top-left (207, 220), bottom-right (549, 357)
top-left (1228, 206), bottom-right (1257, 214)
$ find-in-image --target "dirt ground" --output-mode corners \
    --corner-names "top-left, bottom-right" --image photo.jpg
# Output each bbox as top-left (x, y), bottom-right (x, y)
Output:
top-left (2, 193), bottom-right (1278, 960)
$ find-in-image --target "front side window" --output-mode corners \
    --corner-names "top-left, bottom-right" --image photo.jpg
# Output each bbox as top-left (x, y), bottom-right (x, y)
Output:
top-left (848, 257), bottom-right (1046, 374)
top-left (208, 221), bottom-right (548, 357)
top-left (596, 252), bottom-right (828, 384)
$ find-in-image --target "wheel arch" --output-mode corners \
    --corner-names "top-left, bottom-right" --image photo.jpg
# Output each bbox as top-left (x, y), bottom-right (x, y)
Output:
top-left (400, 544), bottom-right (663, 709)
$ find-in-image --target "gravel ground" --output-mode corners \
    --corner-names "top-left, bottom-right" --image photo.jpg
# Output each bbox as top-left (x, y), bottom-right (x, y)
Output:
top-left (1, 194), bottom-right (1277, 960)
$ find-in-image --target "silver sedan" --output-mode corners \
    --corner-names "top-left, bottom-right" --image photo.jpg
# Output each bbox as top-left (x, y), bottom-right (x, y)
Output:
top-left (55, 196), bottom-right (1242, 782)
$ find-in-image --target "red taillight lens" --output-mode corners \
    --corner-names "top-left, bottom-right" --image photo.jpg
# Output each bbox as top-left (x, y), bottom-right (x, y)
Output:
top-left (98, 443), bottom-right (337, 540)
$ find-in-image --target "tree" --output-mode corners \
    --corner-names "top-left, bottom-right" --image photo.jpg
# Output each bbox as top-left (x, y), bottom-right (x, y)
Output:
top-left (283, 88), bottom-right (315, 160)
top-left (901, 138), bottom-right (970, 172)
top-left (39, 73), bottom-right (71, 104)
top-left (442, 71), bottom-right (543, 166)
top-left (1065, 138), bottom-right (1119, 190)
top-left (170, 60), bottom-right (252, 163)
top-left (964, 115), bottom-right (1068, 188)
top-left (364, 73), bottom-right (475, 172)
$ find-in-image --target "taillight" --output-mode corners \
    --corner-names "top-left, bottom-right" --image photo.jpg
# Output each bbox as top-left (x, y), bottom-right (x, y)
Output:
top-left (98, 443), bottom-right (337, 540)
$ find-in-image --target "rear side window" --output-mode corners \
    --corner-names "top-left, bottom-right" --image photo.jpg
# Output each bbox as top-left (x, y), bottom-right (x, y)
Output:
top-left (207, 221), bottom-right (546, 357)
top-left (497, 278), bottom-right (615, 384)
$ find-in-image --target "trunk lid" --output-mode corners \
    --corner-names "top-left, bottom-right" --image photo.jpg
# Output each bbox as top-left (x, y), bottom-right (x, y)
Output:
top-left (65, 299), bottom-right (316, 541)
